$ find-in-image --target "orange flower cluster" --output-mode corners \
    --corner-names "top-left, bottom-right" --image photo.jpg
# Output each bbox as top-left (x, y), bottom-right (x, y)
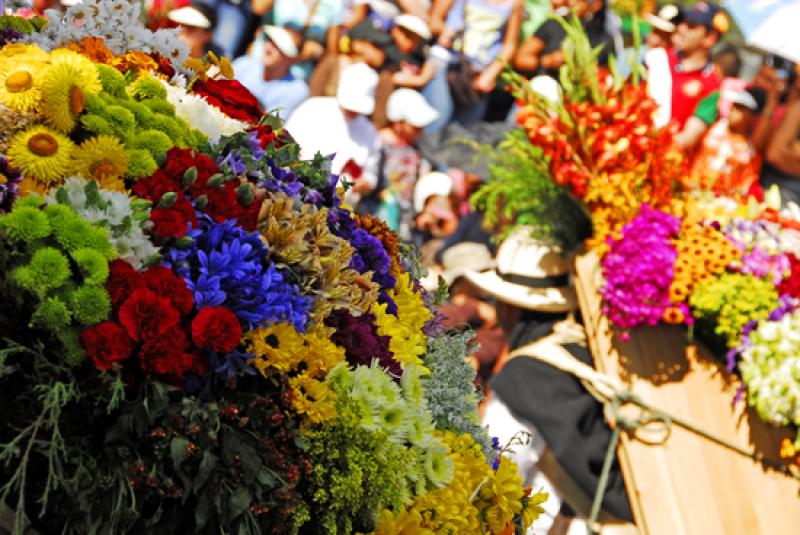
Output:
top-left (67, 37), bottom-right (162, 77)
top-left (669, 221), bottom-right (740, 303)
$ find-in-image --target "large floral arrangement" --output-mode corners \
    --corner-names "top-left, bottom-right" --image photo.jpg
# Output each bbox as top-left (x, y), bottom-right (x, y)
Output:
top-left (475, 17), bottom-right (800, 451)
top-left (0, 2), bottom-right (542, 533)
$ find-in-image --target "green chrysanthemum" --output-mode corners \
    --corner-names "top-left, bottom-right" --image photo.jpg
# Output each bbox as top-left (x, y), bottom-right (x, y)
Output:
top-left (128, 130), bottom-right (172, 157)
top-left (31, 297), bottom-right (72, 331)
top-left (25, 246), bottom-right (71, 294)
top-left (0, 205), bottom-right (51, 242)
top-left (379, 403), bottom-right (411, 443)
top-left (129, 74), bottom-right (167, 101)
top-left (70, 284), bottom-right (111, 325)
top-left (95, 64), bottom-right (126, 98)
top-left (423, 443), bottom-right (454, 489)
top-left (141, 97), bottom-right (175, 116)
top-left (71, 247), bottom-right (109, 286)
top-left (125, 148), bottom-right (157, 178)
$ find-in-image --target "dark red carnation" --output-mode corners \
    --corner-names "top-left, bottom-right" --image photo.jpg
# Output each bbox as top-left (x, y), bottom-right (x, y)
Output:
top-left (142, 265), bottom-right (194, 315)
top-left (326, 310), bottom-right (401, 377)
top-left (192, 79), bottom-right (263, 124)
top-left (139, 327), bottom-right (195, 376)
top-left (107, 259), bottom-right (147, 309)
top-left (170, 196), bottom-right (199, 228)
top-left (191, 306), bottom-right (241, 353)
top-left (150, 208), bottom-right (188, 239)
top-left (161, 147), bottom-right (199, 178)
top-left (118, 288), bottom-right (180, 342)
top-left (80, 321), bottom-right (135, 371)
top-left (252, 124), bottom-right (277, 149)
top-left (131, 170), bottom-right (180, 202)
top-left (779, 254), bottom-right (800, 298)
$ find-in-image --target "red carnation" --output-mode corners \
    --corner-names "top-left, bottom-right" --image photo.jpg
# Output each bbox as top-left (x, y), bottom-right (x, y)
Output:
top-left (252, 124), bottom-right (277, 149)
top-left (779, 254), bottom-right (800, 299)
top-left (107, 259), bottom-right (147, 309)
top-left (191, 306), bottom-right (241, 353)
top-left (80, 321), bottom-right (134, 371)
top-left (192, 79), bottom-right (263, 124)
top-left (142, 265), bottom-right (194, 315)
top-left (139, 327), bottom-right (195, 376)
top-left (118, 288), bottom-right (180, 342)
top-left (150, 208), bottom-right (189, 239)
top-left (132, 170), bottom-right (180, 202)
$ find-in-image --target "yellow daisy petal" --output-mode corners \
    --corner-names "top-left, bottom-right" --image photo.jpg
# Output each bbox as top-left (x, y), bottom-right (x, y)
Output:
top-left (40, 50), bottom-right (101, 133)
top-left (73, 135), bottom-right (129, 185)
top-left (7, 125), bottom-right (75, 186)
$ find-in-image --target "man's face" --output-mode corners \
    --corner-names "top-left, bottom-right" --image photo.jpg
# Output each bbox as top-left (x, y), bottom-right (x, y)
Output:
top-left (391, 27), bottom-right (423, 55)
top-left (673, 22), bottom-right (713, 54)
top-left (179, 25), bottom-right (213, 56)
top-left (729, 104), bottom-right (754, 133)
top-left (262, 39), bottom-right (285, 69)
top-left (395, 121), bottom-right (423, 143)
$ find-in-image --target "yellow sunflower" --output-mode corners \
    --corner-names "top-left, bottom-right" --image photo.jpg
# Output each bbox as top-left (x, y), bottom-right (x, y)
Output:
top-left (73, 135), bottom-right (129, 189)
top-left (0, 62), bottom-right (45, 113)
top-left (40, 50), bottom-right (101, 133)
top-left (7, 125), bottom-right (76, 186)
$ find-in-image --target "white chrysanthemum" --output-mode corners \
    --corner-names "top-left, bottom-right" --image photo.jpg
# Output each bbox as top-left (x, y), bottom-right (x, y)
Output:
top-left (45, 176), bottom-right (159, 269)
top-left (160, 80), bottom-right (247, 143)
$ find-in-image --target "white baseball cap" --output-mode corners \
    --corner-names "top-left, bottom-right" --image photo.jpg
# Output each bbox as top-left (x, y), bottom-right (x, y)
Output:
top-left (263, 25), bottom-right (298, 58)
top-left (387, 88), bottom-right (439, 128)
top-left (168, 6), bottom-right (212, 29)
top-left (414, 171), bottom-right (453, 212)
top-left (394, 14), bottom-right (432, 41)
top-left (336, 63), bottom-right (379, 115)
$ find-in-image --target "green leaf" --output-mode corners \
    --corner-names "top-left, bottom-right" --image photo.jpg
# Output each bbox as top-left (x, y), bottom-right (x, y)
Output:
top-left (227, 487), bottom-right (251, 520)
top-left (256, 467), bottom-right (277, 489)
top-left (195, 487), bottom-right (214, 529)
top-left (194, 449), bottom-right (217, 490)
top-left (170, 437), bottom-right (190, 468)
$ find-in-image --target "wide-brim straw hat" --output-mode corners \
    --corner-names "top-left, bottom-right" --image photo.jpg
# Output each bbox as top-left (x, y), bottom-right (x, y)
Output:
top-left (421, 242), bottom-right (495, 291)
top-left (463, 227), bottom-right (576, 312)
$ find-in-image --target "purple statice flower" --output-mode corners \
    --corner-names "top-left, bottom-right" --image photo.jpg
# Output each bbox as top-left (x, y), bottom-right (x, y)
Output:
top-left (0, 28), bottom-right (23, 48)
top-left (326, 310), bottom-right (403, 378)
top-left (601, 205), bottom-right (681, 337)
top-left (0, 156), bottom-right (22, 212)
top-left (258, 158), bottom-right (303, 198)
top-left (163, 216), bottom-right (312, 331)
top-left (724, 218), bottom-right (790, 285)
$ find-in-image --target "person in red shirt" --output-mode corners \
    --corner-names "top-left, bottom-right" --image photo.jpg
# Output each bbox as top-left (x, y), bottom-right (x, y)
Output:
top-left (647, 2), bottom-right (728, 129)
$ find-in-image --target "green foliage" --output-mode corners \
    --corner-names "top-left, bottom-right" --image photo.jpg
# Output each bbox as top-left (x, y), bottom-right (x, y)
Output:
top-left (422, 331), bottom-right (496, 459)
top-left (0, 15), bottom-right (46, 33)
top-left (470, 128), bottom-right (590, 250)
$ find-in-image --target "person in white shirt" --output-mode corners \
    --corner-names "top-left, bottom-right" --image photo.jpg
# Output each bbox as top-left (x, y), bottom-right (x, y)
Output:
top-left (285, 62), bottom-right (381, 208)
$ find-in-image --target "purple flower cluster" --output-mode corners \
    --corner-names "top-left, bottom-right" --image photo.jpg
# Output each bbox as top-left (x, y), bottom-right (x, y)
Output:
top-left (325, 310), bottom-right (402, 377)
top-left (0, 28), bottom-right (23, 48)
top-left (0, 156), bottom-right (21, 212)
top-left (601, 205), bottom-right (680, 338)
top-left (724, 219), bottom-right (790, 285)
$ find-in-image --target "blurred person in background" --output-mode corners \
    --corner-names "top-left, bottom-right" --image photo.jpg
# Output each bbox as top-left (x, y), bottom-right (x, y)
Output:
top-left (232, 25), bottom-right (308, 118)
top-left (646, 1), bottom-right (726, 129)
top-left (285, 63), bottom-right (381, 209)
top-left (690, 87), bottom-right (766, 197)
top-left (168, 2), bottom-right (224, 58)
top-left (426, 0), bottom-right (524, 129)
top-left (206, 0), bottom-right (260, 59)
top-left (763, 90), bottom-right (800, 204)
top-left (362, 88), bottom-right (438, 240)
top-left (752, 56), bottom-right (797, 155)
top-left (413, 171), bottom-right (460, 263)
top-left (643, 2), bottom-right (679, 50)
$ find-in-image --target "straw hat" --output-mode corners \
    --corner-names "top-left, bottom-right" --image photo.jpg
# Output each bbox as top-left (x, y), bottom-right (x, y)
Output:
top-left (421, 242), bottom-right (495, 291)
top-left (463, 228), bottom-right (576, 312)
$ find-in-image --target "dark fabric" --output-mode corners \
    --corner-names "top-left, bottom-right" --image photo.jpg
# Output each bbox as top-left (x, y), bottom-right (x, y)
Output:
top-left (489, 320), bottom-right (634, 522)
top-left (433, 211), bottom-right (495, 264)
top-left (498, 271), bottom-right (570, 289)
top-left (383, 43), bottom-right (426, 70)
top-left (760, 128), bottom-right (800, 204)
top-left (527, 16), bottom-right (612, 79)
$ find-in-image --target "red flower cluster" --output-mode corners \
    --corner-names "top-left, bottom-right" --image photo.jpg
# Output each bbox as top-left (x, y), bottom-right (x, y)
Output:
top-left (133, 147), bottom-right (260, 238)
top-left (252, 124), bottom-right (279, 149)
top-left (81, 259), bottom-right (203, 378)
top-left (191, 306), bottom-right (241, 353)
top-left (517, 81), bottom-right (686, 202)
top-left (779, 254), bottom-right (800, 299)
top-left (192, 79), bottom-right (264, 124)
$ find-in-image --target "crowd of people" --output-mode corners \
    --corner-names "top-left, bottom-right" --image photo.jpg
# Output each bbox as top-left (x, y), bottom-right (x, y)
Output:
top-left (19, 0), bottom-right (800, 532)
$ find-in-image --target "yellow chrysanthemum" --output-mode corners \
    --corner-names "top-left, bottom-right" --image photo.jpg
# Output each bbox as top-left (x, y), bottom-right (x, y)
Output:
top-left (372, 272), bottom-right (432, 368)
top-left (0, 62), bottom-right (44, 113)
top-left (369, 509), bottom-right (435, 535)
top-left (73, 135), bottom-right (129, 186)
top-left (244, 323), bottom-right (345, 379)
top-left (482, 457), bottom-right (525, 533)
top-left (0, 44), bottom-right (49, 70)
top-left (40, 50), bottom-right (101, 133)
top-left (7, 125), bottom-right (75, 185)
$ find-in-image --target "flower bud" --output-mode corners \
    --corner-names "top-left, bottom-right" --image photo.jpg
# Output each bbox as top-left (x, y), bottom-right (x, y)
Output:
top-left (158, 191), bottom-right (177, 209)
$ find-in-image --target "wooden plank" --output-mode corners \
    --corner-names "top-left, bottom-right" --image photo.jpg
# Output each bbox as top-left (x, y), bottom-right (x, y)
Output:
top-left (574, 252), bottom-right (800, 535)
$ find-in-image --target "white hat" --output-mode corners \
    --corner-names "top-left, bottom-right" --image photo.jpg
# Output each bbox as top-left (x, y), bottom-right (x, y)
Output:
top-left (421, 242), bottom-right (496, 291)
top-left (645, 4), bottom-right (679, 33)
top-left (530, 75), bottom-right (562, 105)
top-left (168, 6), bottom-right (211, 29)
top-left (728, 89), bottom-right (758, 111)
top-left (414, 171), bottom-right (452, 213)
top-left (463, 227), bottom-right (576, 312)
top-left (336, 63), bottom-right (379, 115)
top-left (263, 25), bottom-right (298, 58)
top-left (387, 88), bottom-right (439, 128)
top-left (394, 14), bottom-right (432, 41)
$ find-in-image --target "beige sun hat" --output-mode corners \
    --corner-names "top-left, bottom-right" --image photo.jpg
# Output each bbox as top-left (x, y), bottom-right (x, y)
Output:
top-left (463, 227), bottom-right (576, 312)
top-left (421, 242), bottom-right (496, 291)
